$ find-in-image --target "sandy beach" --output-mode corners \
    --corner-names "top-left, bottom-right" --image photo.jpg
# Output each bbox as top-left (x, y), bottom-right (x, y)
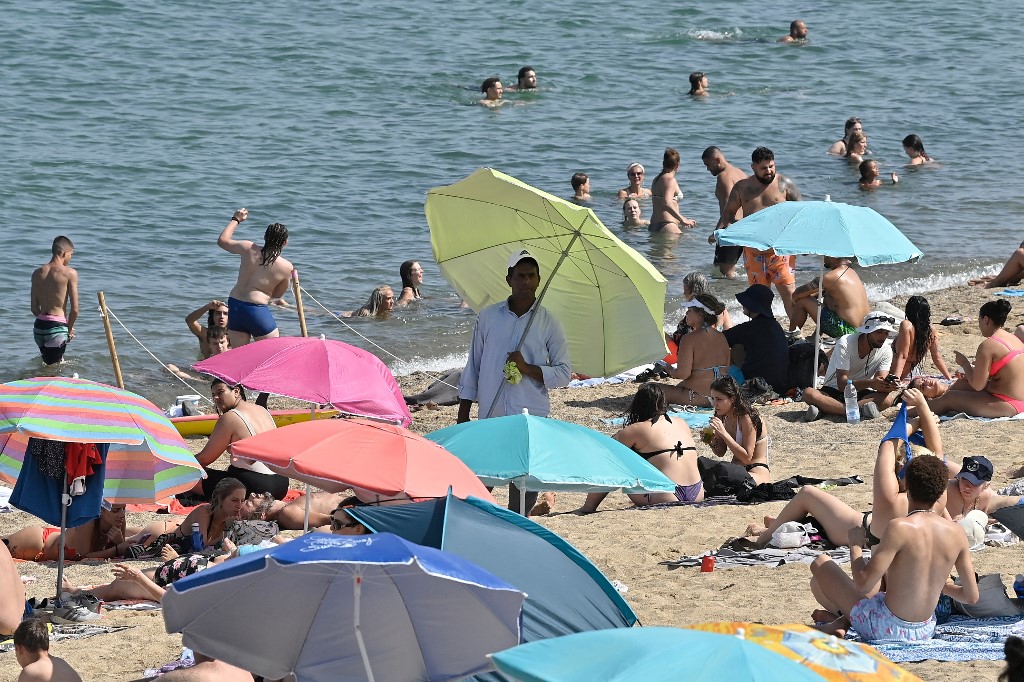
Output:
top-left (2, 283), bottom-right (1021, 681)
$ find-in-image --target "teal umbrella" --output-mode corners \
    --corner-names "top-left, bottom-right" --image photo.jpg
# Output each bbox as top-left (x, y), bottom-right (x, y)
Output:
top-left (489, 627), bottom-right (827, 682)
top-left (713, 199), bottom-right (923, 383)
top-left (426, 412), bottom-right (676, 515)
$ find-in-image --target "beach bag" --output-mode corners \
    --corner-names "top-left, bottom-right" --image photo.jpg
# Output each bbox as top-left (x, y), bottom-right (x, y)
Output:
top-left (740, 377), bottom-right (777, 405)
top-left (787, 342), bottom-right (816, 391)
top-left (697, 456), bottom-right (754, 497)
top-left (952, 574), bottom-right (1022, 618)
top-left (770, 521), bottom-right (816, 549)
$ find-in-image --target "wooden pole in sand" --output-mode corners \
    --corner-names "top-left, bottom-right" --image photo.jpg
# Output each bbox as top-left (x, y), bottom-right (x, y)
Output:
top-left (291, 269), bottom-right (309, 338)
top-left (97, 291), bottom-right (125, 389)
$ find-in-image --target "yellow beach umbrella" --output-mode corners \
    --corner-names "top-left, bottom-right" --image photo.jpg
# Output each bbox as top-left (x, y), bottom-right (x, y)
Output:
top-left (425, 167), bottom-right (668, 379)
top-left (687, 622), bottom-right (923, 681)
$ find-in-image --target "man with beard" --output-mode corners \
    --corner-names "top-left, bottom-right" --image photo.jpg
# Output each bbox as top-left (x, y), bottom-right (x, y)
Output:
top-left (802, 313), bottom-right (897, 422)
top-left (702, 147), bottom-right (749, 278)
top-left (711, 146), bottom-right (802, 333)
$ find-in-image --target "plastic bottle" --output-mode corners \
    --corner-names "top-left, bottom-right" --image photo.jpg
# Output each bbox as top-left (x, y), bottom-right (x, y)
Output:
top-left (844, 379), bottom-right (860, 423)
top-left (191, 523), bottom-right (203, 552)
top-left (1014, 574), bottom-right (1024, 600)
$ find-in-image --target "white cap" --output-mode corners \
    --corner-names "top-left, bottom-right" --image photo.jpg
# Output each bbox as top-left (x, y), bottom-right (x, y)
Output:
top-left (508, 249), bottom-right (536, 269)
top-left (857, 312), bottom-right (898, 335)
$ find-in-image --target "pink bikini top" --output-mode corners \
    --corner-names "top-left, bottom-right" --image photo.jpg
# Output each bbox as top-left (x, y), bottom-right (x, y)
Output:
top-left (988, 335), bottom-right (1023, 377)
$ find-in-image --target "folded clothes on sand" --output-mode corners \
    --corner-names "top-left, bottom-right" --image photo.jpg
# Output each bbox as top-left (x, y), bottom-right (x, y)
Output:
top-left (848, 615), bottom-right (1024, 662)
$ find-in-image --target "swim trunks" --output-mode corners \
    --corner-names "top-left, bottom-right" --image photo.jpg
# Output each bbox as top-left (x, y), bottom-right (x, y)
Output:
top-left (227, 297), bottom-right (277, 338)
top-left (33, 315), bottom-right (69, 365)
top-left (648, 221), bottom-right (675, 232)
top-left (743, 249), bottom-right (796, 287)
top-left (849, 592), bottom-right (936, 643)
top-left (713, 244), bottom-right (743, 266)
top-left (820, 306), bottom-right (858, 339)
top-left (674, 480), bottom-right (704, 502)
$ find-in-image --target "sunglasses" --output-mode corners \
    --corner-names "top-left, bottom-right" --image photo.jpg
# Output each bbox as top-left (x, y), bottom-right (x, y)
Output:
top-left (866, 315), bottom-right (896, 325)
top-left (330, 515), bottom-right (360, 531)
top-left (629, 171), bottom-right (644, 177)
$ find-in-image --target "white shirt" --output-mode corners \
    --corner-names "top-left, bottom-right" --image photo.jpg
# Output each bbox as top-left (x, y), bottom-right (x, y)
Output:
top-left (824, 333), bottom-right (893, 389)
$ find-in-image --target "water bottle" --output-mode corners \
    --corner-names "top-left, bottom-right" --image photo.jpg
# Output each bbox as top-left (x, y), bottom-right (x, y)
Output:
top-left (844, 379), bottom-right (860, 423)
top-left (1014, 574), bottom-right (1024, 600)
top-left (191, 523), bottom-right (203, 552)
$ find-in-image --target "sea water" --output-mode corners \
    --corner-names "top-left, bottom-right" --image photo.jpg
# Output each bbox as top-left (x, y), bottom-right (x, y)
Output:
top-left (3, 0), bottom-right (1023, 406)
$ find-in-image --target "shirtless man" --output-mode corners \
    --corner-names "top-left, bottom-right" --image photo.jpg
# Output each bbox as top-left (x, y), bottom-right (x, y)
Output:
top-left (778, 19), bottom-right (808, 43)
top-left (14, 619), bottom-right (83, 682)
top-left (186, 300), bottom-right (230, 358)
top-left (218, 209), bottom-right (292, 348)
top-left (650, 147), bottom-right (697, 234)
top-left (970, 240), bottom-right (1024, 289)
top-left (711, 147), bottom-right (802, 331)
top-left (570, 173), bottom-right (591, 203)
top-left (809, 455), bottom-right (978, 642)
top-left (790, 257), bottom-right (870, 339)
top-left (30, 236), bottom-right (79, 365)
top-left (702, 146), bottom-right (748, 277)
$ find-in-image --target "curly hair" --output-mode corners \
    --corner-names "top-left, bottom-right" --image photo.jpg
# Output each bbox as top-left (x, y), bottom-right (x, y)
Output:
top-left (1001, 635), bottom-right (1024, 682)
top-left (260, 223), bottom-right (288, 267)
top-left (904, 455), bottom-right (947, 506)
top-left (710, 375), bottom-right (763, 438)
top-left (683, 272), bottom-right (711, 298)
top-left (904, 296), bottom-right (934, 366)
top-left (625, 384), bottom-right (670, 426)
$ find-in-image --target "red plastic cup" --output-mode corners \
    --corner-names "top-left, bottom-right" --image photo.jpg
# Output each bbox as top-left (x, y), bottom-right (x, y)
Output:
top-left (701, 555), bottom-right (715, 572)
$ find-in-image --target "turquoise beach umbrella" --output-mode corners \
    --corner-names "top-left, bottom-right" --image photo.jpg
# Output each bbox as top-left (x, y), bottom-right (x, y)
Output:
top-left (426, 412), bottom-right (676, 514)
top-left (489, 627), bottom-right (827, 682)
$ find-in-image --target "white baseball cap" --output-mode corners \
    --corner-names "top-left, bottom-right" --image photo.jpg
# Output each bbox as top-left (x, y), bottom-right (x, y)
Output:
top-left (508, 249), bottom-right (536, 269)
top-left (857, 312), bottom-right (898, 335)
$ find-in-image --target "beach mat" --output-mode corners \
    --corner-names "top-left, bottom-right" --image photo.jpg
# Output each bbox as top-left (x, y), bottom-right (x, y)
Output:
top-left (849, 615), bottom-right (1024, 662)
top-left (940, 412), bottom-right (1024, 423)
top-left (662, 545), bottom-right (855, 570)
top-left (0, 624), bottom-right (132, 654)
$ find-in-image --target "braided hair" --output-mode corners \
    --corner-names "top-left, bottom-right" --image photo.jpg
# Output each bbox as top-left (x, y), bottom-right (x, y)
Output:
top-left (260, 223), bottom-right (289, 266)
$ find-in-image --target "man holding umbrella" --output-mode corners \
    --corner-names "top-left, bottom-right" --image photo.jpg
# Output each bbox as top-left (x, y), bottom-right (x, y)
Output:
top-left (458, 250), bottom-right (572, 513)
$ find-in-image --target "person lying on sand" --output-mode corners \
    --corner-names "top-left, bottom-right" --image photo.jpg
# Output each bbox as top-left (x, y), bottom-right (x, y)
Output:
top-left (969, 241), bottom-right (1024, 289)
top-left (244, 490), bottom-right (348, 530)
top-left (3, 502), bottom-right (135, 562)
top-left (809, 455), bottom-right (978, 642)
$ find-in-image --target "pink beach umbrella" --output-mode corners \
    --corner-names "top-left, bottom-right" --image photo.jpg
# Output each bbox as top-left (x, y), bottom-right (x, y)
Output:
top-left (193, 336), bottom-right (412, 427)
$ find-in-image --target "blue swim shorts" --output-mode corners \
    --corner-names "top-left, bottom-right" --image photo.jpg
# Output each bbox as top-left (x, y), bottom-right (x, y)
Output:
top-left (227, 297), bottom-right (278, 338)
top-left (849, 592), bottom-right (936, 643)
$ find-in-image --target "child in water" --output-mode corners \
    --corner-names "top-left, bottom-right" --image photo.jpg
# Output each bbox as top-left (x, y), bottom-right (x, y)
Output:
top-left (858, 160), bottom-right (898, 190)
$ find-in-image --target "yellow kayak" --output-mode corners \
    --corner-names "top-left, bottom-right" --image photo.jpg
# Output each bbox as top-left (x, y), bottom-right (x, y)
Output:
top-left (172, 408), bottom-right (339, 437)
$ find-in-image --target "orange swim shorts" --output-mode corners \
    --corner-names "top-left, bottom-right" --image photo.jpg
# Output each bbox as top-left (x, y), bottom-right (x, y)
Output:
top-left (744, 249), bottom-right (796, 287)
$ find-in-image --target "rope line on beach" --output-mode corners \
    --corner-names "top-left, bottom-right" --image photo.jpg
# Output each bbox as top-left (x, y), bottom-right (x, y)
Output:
top-left (295, 283), bottom-right (459, 392)
top-left (100, 304), bottom-right (215, 406)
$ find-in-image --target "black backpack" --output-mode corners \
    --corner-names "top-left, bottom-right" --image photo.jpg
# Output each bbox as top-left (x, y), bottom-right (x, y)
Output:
top-left (787, 342), bottom-right (816, 390)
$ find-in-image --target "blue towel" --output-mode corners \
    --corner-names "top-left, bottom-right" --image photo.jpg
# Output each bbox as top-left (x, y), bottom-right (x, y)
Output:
top-left (1001, 289), bottom-right (1024, 296)
top-left (849, 615), bottom-right (1024, 662)
top-left (601, 410), bottom-right (712, 428)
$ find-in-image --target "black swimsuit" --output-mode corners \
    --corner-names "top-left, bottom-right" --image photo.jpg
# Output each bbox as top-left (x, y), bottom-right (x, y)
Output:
top-left (634, 441), bottom-right (697, 460)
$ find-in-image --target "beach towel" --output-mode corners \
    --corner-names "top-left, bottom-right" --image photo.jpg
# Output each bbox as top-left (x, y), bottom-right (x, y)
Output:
top-left (628, 495), bottom-right (740, 510)
top-left (848, 615), bottom-right (1024, 662)
top-left (0, 624), bottom-right (133, 654)
top-left (104, 599), bottom-right (162, 611)
top-left (1000, 289), bottom-right (1024, 296)
top-left (600, 409), bottom-right (713, 429)
top-left (662, 545), bottom-right (855, 570)
top-left (0, 485), bottom-right (11, 512)
top-left (940, 411), bottom-right (1024, 423)
top-left (567, 365), bottom-right (646, 388)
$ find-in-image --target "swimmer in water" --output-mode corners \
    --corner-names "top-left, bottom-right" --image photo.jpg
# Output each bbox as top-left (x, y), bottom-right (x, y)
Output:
top-left (845, 131), bottom-right (869, 164)
top-left (778, 19), bottom-right (808, 43)
top-left (479, 77), bottom-right (504, 107)
top-left (828, 117), bottom-right (863, 156)
top-left (571, 172), bottom-right (591, 203)
top-left (859, 160), bottom-right (898, 190)
top-left (511, 66), bottom-right (537, 91)
top-left (617, 163), bottom-right (652, 200)
top-left (650, 148), bottom-right (697, 233)
top-left (688, 71), bottom-right (708, 96)
top-left (902, 134), bottom-right (933, 165)
top-left (622, 198), bottom-right (650, 228)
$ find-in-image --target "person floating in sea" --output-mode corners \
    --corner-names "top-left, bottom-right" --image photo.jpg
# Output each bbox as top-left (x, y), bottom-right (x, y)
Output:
top-left (617, 162), bottom-right (652, 200)
top-left (712, 146), bottom-right (802, 333)
top-left (217, 208), bottom-right (292, 348)
top-left (30, 235), bottom-right (78, 365)
top-left (622, 198), bottom-right (650, 228)
top-left (341, 285), bottom-right (396, 318)
top-left (778, 19), bottom-right (808, 43)
top-left (845, 131), bottom-right (869, 165)
top-left (902, 134), bottom-right (933, 165)
top-left (650, 147), bottom-right (698, 233)
top-left (479, 77), bottom-right (505, 107)
top-left (688, 71), bottom-right (709, 96)
top-left (827, 117), bottom-right (863, 156)
top-left (702, 146), bottom-right (748, 277)
top-left (858, 160), bottom-right (899, 189)
top-left (511, 66), bottom-right (537, 91)
top-left (570, 172), bottom-right (591, 203)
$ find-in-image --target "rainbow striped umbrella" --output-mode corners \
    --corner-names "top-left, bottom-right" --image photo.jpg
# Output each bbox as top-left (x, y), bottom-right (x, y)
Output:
top-left (0, 377), bottom-right (204, 504)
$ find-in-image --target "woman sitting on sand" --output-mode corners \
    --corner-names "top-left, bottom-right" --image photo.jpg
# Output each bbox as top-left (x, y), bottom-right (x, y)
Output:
top-left (902, 134), bottom-right (933, 165)
top-left (746, 388), bottom-right (943, 550)
top-left (844, 131), bottom-right (869, 164)
top-left (887, 296), bottom-right (953, 382)
top-left (621, 198), bottom-right (650, 228)
top-left (2, 501), bottom-right (135, 562)
top-left (575, 384), bottom-right (703, 512)
top-left (659, 294), bottom-right (731, 407)
top-left (342, 285), bottom-right (396, 319)
top-left (924, 300), bottom-right (1024, 418)
top-left (396, 260), bottom-right (423, 305)
top-left (617, 163), bottom-right (653, 200)
top-left (191, 379), bottom-right (288, 500)
top-left (706, 376), bottom-right (772, 485)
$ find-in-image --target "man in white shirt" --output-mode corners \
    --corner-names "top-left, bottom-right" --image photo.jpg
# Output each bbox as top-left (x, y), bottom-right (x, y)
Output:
top-left (803, 312), bottom-right (897, 421)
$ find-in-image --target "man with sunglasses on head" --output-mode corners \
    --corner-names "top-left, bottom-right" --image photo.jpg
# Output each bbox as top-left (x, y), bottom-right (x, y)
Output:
top-left (803, 312), bottom-right (897, 422)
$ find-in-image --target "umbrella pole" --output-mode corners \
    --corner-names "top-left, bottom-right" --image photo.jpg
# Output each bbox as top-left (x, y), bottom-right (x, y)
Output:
top-left (519, 477), bottom-right (528, 517)
top-left (304, 403), bottom-right (315, 532)
top-left (291, 269), bottom-right (309, 338)
top-left (55, 473), bottom-right (70, 607)
top-left (353, 573), bottom-right (376, 682)
top-left (97, 292), bottom-right (125, 389)
top-left (810, 259), bottom-right (826, 390)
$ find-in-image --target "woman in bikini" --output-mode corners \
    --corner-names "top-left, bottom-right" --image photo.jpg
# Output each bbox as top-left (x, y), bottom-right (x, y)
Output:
top-left (3, 502), bottom-right (134, 562)
top-left (706, 376), bottom-right (772, 485)
top-left (886, 296), bottom-right (953, 382)
top-left (926, 300), bottom-right (1024, 418)
top-left (902, 134), bottom-right (933, 166)
top-left (660, 294), bottom-right (730, 407)
top-left (191, 379), bottom-right (288, 500)
top-left (575, 384), bottom-right (702, 512)
top-left (649, 147), bottom-right (697, 234)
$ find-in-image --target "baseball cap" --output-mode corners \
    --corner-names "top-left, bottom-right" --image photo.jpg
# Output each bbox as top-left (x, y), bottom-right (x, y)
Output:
top-left (508, 249), bottom-right (537, 269)
top-left (956, 455), bottom-right (994, 485)
top-left (857, 312), bottom-right (898, 335)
